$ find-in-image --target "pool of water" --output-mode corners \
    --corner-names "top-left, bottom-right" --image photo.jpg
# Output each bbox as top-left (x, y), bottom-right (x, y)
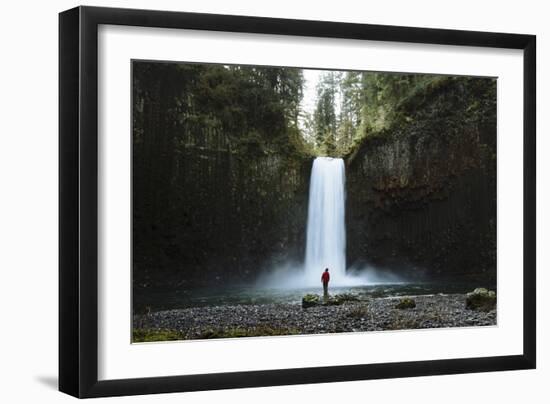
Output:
top-left (133, 281), bottom-right (493, 312)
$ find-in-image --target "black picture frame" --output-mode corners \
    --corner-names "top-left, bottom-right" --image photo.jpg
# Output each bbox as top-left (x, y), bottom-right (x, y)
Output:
top-left (59, 5), bottom-right (536, 398)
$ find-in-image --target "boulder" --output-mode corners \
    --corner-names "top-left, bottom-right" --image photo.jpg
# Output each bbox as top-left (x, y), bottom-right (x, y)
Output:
top-left (466, 288), bottom-right (496, 311)
top-left (395, 298), bottom-right (416, 309)
top-left (332, 293), bottom-right (360, 303)
top-left (302, 293), bottom-right (361, 308)
top-left (302, 293), bottom-right (321, 308)
top-left (322, 296), bottom-right (343, 306)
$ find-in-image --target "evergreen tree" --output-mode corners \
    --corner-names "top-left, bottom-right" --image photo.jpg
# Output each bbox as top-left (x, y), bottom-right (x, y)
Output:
top-left (337, 71), bottom-right (363, 150)
top-left (313, 72), bottom-right (339, 153)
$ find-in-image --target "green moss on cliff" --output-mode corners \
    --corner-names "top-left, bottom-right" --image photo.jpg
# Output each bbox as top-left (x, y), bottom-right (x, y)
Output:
top-left (345, 76), bottom-right (497, 280)
top-left (346, 76), bottom-right (496, 162)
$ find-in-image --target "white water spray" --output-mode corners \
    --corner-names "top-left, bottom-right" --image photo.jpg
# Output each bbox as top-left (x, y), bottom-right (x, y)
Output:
top-left (303, 157), bottom-right (346, 286)
top-left (257, 156), bottom-right (395, 289)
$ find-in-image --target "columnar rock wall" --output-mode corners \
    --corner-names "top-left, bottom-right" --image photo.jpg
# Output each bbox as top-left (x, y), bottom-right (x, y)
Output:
top-left (133, 127), bottom-right (311, 287)
top-left (346, 78), bottom-right (497, 281)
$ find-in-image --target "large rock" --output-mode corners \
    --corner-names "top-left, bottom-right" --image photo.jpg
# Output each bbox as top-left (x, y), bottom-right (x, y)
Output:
top-left (332, 293), bottom-right (360, 304)
top-left (466, 288), bottom-right (496, 311)
top-left (302, 293), bottom-right (321, 308)
top-left (302, 293), bottom-right (361, 308)
top-left (395, 298), bottom-right (416, 309)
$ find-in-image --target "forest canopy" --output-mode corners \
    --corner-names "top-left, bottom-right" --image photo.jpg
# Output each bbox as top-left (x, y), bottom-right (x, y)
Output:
top-left (133, 62), bottom-right (307, 158)
top-left (134, 62), bottom-right (491, 159)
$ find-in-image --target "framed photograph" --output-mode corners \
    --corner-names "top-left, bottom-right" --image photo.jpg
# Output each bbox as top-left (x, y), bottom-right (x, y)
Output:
top-left (59, 6), bottom-right (536, 398)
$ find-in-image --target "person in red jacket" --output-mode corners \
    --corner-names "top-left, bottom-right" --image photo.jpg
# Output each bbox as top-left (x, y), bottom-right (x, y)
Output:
top-left (321, 268), bottom-right (330, 297)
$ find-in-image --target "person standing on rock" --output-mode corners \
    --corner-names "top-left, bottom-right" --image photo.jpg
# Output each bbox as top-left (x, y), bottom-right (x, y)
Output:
top-left (321, 268), bottom-right (330, 298)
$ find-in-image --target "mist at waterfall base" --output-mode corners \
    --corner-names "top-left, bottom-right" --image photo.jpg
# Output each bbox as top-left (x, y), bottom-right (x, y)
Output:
top-left (256, 157), bottom-right (403, 290)
top-left (255, 259), bottom-right (405, 290)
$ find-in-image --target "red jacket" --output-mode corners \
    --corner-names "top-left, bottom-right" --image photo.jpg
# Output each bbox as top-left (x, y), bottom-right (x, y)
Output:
top-left (321, 271), bottom-right (330, 284)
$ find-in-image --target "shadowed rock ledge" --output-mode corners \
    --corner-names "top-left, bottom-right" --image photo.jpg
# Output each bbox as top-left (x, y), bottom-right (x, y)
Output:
top-left (345, 78), bottom-right (497, 282)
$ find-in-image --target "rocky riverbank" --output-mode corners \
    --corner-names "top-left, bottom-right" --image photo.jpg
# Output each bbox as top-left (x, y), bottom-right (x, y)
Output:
top-left (133, 293), bottom-right (496, 342)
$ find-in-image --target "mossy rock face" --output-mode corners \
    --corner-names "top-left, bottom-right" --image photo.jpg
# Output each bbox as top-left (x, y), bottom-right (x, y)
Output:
top-left (395, 298), bottom-right (416, 309)
top-left (302, 293), bottom-right (321, 308)
top-left (322, 296), bottom-right (343, 306)
top-left (302, 293), bottom-right (360, 308)
top-left (466, 288), bottom-right (496, 312)
top-left (332, 293), bottom-right (360, 304)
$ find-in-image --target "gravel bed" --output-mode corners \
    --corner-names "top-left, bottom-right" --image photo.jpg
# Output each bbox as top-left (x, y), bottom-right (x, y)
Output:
top-left (133, 294), bottom-right (496, 340)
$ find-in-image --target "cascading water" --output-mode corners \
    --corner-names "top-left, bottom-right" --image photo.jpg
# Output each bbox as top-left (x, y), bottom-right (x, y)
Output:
top-left (304, 157), bottom-right (346, 286)
top-left (257, 156), bottom-right (377, 288)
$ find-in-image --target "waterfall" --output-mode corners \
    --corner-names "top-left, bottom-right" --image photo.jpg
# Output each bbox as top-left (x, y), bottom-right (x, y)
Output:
top-left (304, 157), bottom-right (346, 286)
